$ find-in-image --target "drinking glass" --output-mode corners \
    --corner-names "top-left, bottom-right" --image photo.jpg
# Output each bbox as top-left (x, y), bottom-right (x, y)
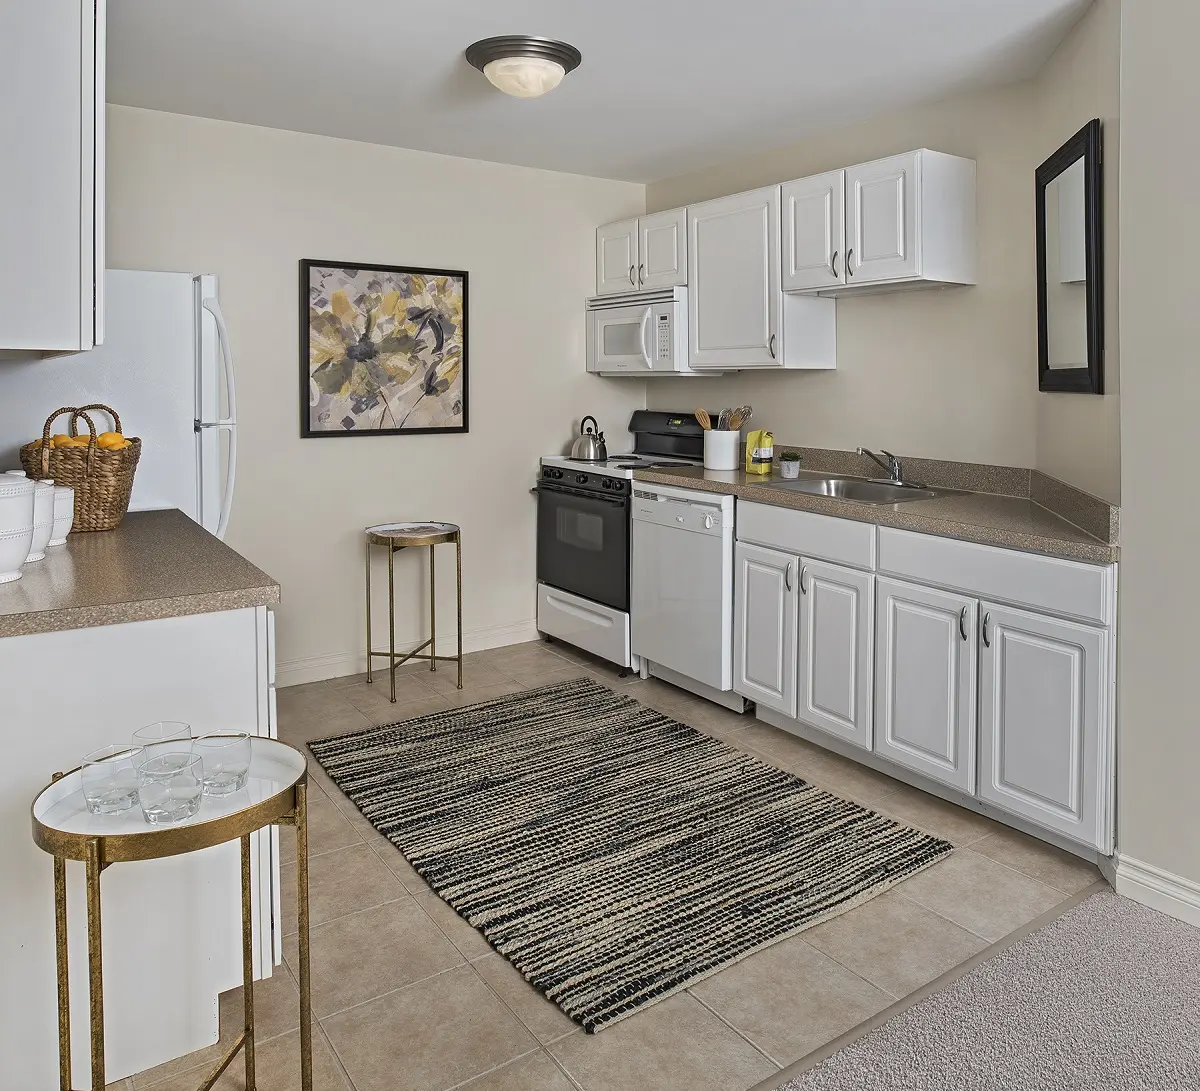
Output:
top-left (137, 751), bottom-right (204, 824)
top-left (132, 721), bottom-right (193, 768)
top-left (196, 733), bottom-right (252, 796)
top-left (80, 744), bottom-right (143, 815)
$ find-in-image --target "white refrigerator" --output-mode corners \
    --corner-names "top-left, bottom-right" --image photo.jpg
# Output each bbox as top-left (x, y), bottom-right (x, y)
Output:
top-left (0, 269), bottom-right (237, 537)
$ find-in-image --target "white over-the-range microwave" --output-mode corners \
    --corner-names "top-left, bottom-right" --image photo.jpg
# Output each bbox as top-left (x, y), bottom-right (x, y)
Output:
top-left (585, 287), bottom-right (707, 376)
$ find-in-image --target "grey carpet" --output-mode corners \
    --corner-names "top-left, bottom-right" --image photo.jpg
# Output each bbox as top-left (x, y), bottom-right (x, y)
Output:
top-left (779, 890), bottom-right (1200, 1091)
top-left (307, 676), bottom-right (952, 1032)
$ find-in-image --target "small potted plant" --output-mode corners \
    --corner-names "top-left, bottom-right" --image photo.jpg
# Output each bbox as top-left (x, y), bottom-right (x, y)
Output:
top-left (778, 450), bottom-right (803, 480)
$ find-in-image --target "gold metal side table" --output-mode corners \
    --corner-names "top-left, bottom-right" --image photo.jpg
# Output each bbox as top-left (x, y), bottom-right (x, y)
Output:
top-left (365, 522), bottom-right (464, 701)
top-left (31, 738), bottom-right (313, 1091)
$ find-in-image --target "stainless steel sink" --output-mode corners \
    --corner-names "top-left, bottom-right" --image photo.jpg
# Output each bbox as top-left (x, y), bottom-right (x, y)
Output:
top-left (751, 476), bottom-right (942, 505)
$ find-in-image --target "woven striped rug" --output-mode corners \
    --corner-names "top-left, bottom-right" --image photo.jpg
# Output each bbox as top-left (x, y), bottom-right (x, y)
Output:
top-left (308, 676), bottom-right (952, 1033)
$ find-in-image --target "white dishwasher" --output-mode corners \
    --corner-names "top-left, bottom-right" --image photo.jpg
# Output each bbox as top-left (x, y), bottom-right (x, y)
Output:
top-left (631, 483), bottom-right (740, 706)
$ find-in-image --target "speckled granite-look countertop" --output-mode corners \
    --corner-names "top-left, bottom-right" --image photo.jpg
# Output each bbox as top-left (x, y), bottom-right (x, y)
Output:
top-left (634, 465), bottom-right (1118, 565)
top-left (0, 509), bottom-right (280, 638)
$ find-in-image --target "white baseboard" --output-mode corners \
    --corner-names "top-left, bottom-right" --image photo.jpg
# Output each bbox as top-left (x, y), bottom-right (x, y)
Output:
top-left (276, 619), bottom-right (540, 688)
top-left (1114, 854), bottom-right (1200, 928)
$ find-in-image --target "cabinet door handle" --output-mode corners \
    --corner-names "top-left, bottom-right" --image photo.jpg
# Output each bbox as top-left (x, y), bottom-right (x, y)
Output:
top-left (831, 249), bottom-right (839, 279)
top-left (769, 333), bottom-right (777, 359)
top-left (846, 248), bottom-right (855, 277)
top-left (799, 565), bottom-right (808, 594)
top-left (638, 263), bottom-right (645, 284)
top-left (628, 264), bottom-right (636, 286)
top-left (784, 561), bottom-right (793, 592)
top-left (982, 611), bottom-right (992, 648)
top-left (958, 605), bottom-right (968, 641)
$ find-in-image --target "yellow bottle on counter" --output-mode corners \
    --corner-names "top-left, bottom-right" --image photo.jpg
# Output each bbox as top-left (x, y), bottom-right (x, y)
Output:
top-left (745, 430), bottom-right (774, 475)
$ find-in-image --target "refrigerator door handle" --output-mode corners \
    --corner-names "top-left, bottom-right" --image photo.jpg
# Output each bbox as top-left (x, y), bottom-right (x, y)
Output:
top-left (200, 296), bottom-right (237, 540)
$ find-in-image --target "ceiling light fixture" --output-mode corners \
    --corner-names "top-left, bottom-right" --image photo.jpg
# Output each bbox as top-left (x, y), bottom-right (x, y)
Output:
top-left (465, 36), bottom-right (582, 99)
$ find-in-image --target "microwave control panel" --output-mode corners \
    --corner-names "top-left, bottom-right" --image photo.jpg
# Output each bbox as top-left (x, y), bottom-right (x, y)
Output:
top-left (656, 313), bottom-right (671, 361)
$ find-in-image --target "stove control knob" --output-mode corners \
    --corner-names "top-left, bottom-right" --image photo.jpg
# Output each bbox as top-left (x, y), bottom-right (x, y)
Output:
top-left (576, 474), bottom-right (588, 485)
top-left (601, 478), bottom-right (611, 489)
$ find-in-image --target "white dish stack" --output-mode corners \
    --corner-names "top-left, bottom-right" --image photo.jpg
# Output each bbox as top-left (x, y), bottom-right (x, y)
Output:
top-left (0, 474), bottom-right (36, 583)
top-left (0, 469), bottom-right (74, 584)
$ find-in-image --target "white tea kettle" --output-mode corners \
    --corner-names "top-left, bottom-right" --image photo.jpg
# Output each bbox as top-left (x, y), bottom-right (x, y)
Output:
top-left (570, 416), bottom-right (608, 461)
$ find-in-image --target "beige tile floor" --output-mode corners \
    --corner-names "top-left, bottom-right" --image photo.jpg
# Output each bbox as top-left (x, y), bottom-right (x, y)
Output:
top-left (123, 640), bottom-right (1101, 1091)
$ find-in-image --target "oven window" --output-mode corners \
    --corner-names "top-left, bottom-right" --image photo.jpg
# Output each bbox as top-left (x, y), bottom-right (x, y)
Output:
top-left (602, 320), bottom-right (641, 358)
top-left (557, 508), bottom-right (605, 552)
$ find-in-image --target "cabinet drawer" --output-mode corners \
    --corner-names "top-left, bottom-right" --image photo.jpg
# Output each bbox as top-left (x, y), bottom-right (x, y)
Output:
top-left (877, 527), bottom-right (1113, 625)
top-left (736, 501), bottom-right (875, 570)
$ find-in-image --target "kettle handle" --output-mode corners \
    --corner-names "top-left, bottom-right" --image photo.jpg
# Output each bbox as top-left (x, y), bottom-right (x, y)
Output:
top-left (581, 415), bottom-right (599, 435)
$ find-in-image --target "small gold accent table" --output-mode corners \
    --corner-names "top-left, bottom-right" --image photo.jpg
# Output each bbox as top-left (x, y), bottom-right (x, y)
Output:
top-left (30, 738), bottom-right (313, 1091)
top-left (365, 522), bottom-right (463, 701)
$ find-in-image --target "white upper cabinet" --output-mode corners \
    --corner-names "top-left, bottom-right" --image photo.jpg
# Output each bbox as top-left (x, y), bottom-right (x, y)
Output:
top-left (782, 171), bottom-right (846, 292)
top-left (843, 150), bottom-right (976, 291)
top-left (596, 210), bottom-right (688, 295)
top-left (797, 559), bottom-right (874, 750)
top-left (734, 541), bottom-right (798, 717)
top-left (874, 577), bottom-right (978, 792)
top-left (596, 218), bottom-right (639, 295)
top-left (638, 208), bottom-right (687, 291)
top-left (0, 0), bottom-right (105, 352)
top-left (978, 603), bottom-right (1110, 852)
top-left (689, 187), bottom-right (780, 368)
top-left (688, 186), bottom-right (835, 371)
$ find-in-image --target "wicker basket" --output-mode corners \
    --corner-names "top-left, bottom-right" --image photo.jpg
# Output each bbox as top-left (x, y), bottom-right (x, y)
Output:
top-left (19, 405), bottom-right (142, 532)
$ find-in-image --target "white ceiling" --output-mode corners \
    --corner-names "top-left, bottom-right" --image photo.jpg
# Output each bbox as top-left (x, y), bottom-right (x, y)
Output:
top-left (107, 0), bottom-right (1091, 183)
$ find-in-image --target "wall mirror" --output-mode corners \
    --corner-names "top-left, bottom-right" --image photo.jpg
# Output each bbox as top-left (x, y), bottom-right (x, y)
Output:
top-left (1037, 118), bottom-right (1103, 393)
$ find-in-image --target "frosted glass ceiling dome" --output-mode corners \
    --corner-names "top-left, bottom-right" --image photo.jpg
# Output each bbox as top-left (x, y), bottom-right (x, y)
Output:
top-left (465, 36), bottom-right (582, 99)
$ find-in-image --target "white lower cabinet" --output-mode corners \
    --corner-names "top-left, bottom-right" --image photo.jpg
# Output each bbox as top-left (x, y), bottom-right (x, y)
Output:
top-left (978, 603), bottom-right (1109, 850)
top-left (874, 578), bottom-right (977, 792)
top-left (797, 559), bottom-right (874, 750)
top-left (734, 542), bottom-right (797, 716)
top-left (736, 505), bottom-right (1116, 854)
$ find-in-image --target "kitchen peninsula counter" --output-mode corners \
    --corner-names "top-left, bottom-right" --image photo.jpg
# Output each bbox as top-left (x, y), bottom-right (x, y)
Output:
top-left (0, 508), bottom-right (279, 638)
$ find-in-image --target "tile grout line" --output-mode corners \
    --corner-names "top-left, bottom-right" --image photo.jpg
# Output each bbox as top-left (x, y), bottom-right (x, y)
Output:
top-left (313, 962), bottom-right (468, 1025)
top-left (436, 1046), bottom-right (546, 1091)
top-left (279, 891), bottom-right (412, 941)
top-left (687, 989), bottom-right (785, 1071)
top-left (957, 841), bottom-right (1100, 898)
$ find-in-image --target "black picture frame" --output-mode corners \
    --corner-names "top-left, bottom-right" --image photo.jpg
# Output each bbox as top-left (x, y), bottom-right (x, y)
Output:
top-left (299, 259), bottom-right (469, 437)
top-left (1036, 119), bottom-right (1104, 394)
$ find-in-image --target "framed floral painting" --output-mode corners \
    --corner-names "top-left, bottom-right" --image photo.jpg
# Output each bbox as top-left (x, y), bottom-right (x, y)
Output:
top-left (300, 260), bottom-right (468, 437)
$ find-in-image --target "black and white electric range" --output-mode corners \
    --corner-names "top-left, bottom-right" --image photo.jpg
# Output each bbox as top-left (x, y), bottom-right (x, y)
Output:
top-left (534, 410), bottom-right (709, 670)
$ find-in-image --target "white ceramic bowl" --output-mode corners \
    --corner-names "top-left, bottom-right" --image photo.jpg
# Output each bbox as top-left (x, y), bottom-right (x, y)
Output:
top-left (25, 479), bottom-right (56, 563)
top-left (0, 473), bottom-right (35, 535)
top-left (0, 526), bottom-right (35, 583)
top-left (48, 483), bottom-right (75, 546)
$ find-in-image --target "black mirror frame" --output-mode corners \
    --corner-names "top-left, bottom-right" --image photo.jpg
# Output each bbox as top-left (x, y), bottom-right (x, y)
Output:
top-left (1036, 118), bottom-right (1104, 394)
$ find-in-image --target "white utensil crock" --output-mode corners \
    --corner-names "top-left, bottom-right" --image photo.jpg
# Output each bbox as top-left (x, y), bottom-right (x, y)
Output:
top-left (703, 429), bottom-right (741, 472)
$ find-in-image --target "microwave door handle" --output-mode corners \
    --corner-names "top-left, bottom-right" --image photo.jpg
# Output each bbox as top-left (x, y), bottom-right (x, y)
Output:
top-left (639, 306), bottom-right (653, 369)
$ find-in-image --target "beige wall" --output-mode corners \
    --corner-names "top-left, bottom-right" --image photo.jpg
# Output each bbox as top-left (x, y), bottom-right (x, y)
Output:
top-left (106, 106), bottom-right (646, 684)
top-left (644, 7), bottom-right (1121, 502)
top-left (1033, 0), bottom-right (1121, 503)
top-left (645, 83), bottom-right (1039, 470)
top-left (1116, 0), bottom-right (1200, 887)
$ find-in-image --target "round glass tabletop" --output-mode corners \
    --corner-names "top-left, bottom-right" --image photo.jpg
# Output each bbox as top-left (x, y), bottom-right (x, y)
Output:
top-left (31, 737), bottom-right (308, 863)
top-left (365, 521), bottom-right (460, 547)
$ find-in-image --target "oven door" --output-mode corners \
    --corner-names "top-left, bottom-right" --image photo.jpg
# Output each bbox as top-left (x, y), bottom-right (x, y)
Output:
top-left (587, 303), bottom-right (657, 375)
top-left (537, 484), bottom-right (630, 611)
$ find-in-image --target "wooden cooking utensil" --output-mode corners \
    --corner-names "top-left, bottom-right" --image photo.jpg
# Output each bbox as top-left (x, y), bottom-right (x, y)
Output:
top-left (694, 408), bottom-right (712, 430)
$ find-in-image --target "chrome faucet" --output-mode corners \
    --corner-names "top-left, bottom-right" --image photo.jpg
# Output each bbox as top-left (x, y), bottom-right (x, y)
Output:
top-left (857, 447), bottom-right (924, 488)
